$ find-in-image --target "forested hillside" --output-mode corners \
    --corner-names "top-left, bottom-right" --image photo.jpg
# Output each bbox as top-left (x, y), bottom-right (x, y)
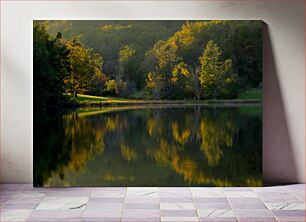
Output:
top-left (34, 20), bottom-right (262, 112)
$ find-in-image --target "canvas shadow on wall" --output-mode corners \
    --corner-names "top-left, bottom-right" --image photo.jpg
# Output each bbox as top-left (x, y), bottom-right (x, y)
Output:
top-left (33, 20), bottom-right (263, 187)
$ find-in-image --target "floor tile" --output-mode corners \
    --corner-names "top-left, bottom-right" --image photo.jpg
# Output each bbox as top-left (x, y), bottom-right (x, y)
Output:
top-left (19, 184), bottom-right (40, 191)
top-left (44, 191), bottom-right (91, 197)
top-left (86, 202), bottom-right (123, 209)
top-left (225, 191), bottom-right (258, 198)
top-left (234, 209), bottom-right (274, 218)
top-left (36, 196), bottom-right (88, 210)
top-left (161, 210), bottom-right (198, 217)
top-left (237, 218), bottom-right (277, 222)
top-left (258, 192), bottom-right (301, 203)
top-left (29, 209), bottom-right (84, 218)
top-left (276, 218), bottom-right (306, 222)
top-left (33, 187), bottom-right (92, 192)
top-left (0, 209), bottom-right (32, 221)
top-left (7, 197), bottom-right (44, 204)
top-left (222, 188), bottom-right (252, 192)
top-left (265, 202), bottom-right (305, 210)
top-left (200, 217), bottom-right (238, 222)
top-left (127, 187), bottom-right (158, 191)
top-left (192, 189), bottom-right (225, 197)
top-left (160, 203), bottom-right (196, 210)
top-left (160, 197), bottom-right (194, 203)
top-left (1, 183), bottom-right (306, 222)
top-left (2, 203), bottom-right (38, 209)
top-left (228, 198), bottom-right (262, 204)
top-left (122, 209), bottom-right (160, 217)
top-left (292, 192), bottom-right (305, 201)
top-left (256, 192), bottom-right (293, 197)
top-left (253, 186), bottom-right (290, 193)
top-left (194, 197), bottom-right (228, 203)
top-left (198, 209), bottom-right (235, 217)
top-left (89, 197), bottom-right (124, 203)
top-left (125, 203), bottom-right (159, 209)
top-left (1, 196), bottom-right (10, 206)
top-left (27, 217), bottom-right (83, 221)
top-left (11, 191), bottom-right (45, 199)
top-left (83, 217), bottom-right (121, 222)
top-left (91, 189), bottom-right (125, 198)
top-left (1, 184), bottom-right (24, 191)
top-left (125, 197), bottom-right (159, 203)
top-left (83, 209), bottom-right (123, 217)
top-left (196, 203), bottom-right (231, 209)
top-left (230, 202), bottom-right (266, 209)
top-left (162, 216), bottom-right (199, 222)
top-left (286, 184), bottom-right (305, 190)
top-left (123, 217), bottom-right (161, 222)
top-left (261, 197), bottom-right (302, 204)
top-left (160, 190), bottom-right (192, 198)
top-left (159, 187), bottom-right (190, 192)
top-left (272, 209), bottom-right (305, 217)
top-left (91, 187), bottom-right (125, 191)
top-left (126, 188), bottom-right (158, 198)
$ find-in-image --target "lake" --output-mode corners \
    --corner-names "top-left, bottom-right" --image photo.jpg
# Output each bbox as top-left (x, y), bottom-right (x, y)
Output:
top-left (34, 104), bottom-right (262, 187)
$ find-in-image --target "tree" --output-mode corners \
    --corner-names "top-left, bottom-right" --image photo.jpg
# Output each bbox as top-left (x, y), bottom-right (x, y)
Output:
top-left (222, 21), bottom-right (263, 88)
top-left (171, 62), bottom-right (191, 99)
top-left (47, 21), bottom-right (183, 88)
top-left (41, 20), bottom-right (262, 100)
top-left (87, 51), bottom-right (107, 96)
top-left (219, 59), bottom-right (239, 99)
top-left (145, 72), bottom-right (164, 99)
top-left (105, 79), bottom-right (117, 96)
top-left (110, 45), bottom-right (136, 97)
top-left (152, 40), bottom-right (178, 98)
top-left (189, 65), bottom-right (201, 100)
top-left (117, 45), bottom-right (136, 81)
top-left (199, 40), bottom-right (238, 99)
top-left (65, 39), bottom-right (104, 98)
top-left (141, 49), bottom-right (158, 74)
top-left (33, 22), bottom-right (69, 113)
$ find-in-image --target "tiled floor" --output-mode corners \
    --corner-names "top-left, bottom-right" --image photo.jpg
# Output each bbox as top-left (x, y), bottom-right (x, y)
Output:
top-left (0, 184), bottom-right (305, 222)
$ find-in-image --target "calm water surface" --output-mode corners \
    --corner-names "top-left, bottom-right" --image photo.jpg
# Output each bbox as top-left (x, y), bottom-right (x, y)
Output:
top-left (34, 105), bottom-right (262, 187)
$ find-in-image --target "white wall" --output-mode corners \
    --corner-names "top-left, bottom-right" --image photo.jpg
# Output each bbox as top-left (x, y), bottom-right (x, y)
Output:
top-left (1, 0), bottom-right (305, 184)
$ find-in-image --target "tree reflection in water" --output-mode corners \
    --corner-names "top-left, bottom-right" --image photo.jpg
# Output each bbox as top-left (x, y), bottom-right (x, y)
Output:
top-left (34, 105), bottom-right (262, 187)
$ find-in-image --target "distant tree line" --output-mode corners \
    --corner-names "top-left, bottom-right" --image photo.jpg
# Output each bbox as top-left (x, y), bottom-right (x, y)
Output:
top-left (34, 20), bottom-right (262, 112)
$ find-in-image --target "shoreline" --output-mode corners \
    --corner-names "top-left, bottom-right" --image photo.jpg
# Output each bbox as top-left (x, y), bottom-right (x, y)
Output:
top-left (68, 102), bottom-right (262, 118)
top-left (77, 99), bottom-right (262, 107)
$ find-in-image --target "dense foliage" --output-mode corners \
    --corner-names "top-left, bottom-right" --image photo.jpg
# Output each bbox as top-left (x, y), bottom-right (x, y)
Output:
top-left (33, 23), bottom-right (69, 114)
top-left (34, 20), bottom-right (262, 108)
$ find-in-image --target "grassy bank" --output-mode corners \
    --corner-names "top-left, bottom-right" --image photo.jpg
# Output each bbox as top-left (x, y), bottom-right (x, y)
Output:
top-left (72, 93), bottom-right (261, 107)
top-left (76, 94), bottom-right (131, 103)
top-left (238, 88), bottom-right (262, 100)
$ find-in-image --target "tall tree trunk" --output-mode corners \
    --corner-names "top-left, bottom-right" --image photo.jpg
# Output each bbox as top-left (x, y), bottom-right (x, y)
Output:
top-left (191, 64), bottom-right (201, 101)
top-left (196, 72), bottom-right (200, 101)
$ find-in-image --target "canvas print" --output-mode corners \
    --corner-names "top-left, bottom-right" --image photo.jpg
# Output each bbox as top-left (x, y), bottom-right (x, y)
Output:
top-left (34, 20), bottom-right (263, 187)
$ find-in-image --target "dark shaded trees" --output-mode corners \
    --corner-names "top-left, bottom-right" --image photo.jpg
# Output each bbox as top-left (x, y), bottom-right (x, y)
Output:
top-left (34, 22), bottom-right (69, 113)
top-left (34, 21), bottom-right (107, 112)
